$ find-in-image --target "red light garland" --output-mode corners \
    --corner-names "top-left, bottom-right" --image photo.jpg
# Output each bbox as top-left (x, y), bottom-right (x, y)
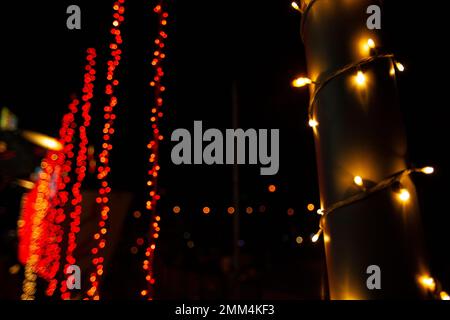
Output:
top-left (60, 48), bottom-right (97, 300)
top-left (19, 97), bottom-right (81, 299)
top-left (21, 159), bottom-right (53, 300)
top-left (141, 1), bottom-right (169, 300)
top-left (86, 0), bottom-right (126, 300)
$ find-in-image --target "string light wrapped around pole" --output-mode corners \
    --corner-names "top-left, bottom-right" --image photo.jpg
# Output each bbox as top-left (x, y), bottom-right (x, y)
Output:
top-left (298, 0), bottom-right (430, 299)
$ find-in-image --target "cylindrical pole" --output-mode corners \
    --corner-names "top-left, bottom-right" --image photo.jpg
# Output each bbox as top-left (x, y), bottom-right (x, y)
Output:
top-left (301, 0), bottom-right (429, 299)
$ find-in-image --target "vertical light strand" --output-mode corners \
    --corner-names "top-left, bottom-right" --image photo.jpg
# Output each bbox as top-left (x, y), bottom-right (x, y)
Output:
top-left (20, 97), bottom-right (80, 299)
top-left (86, 0), bottom-right (126, 300)
top-left (21, 159), bottom-right (53, 299)
top-left (60, 48), bottom-right (97, 300)
top-left (42, 98), bottom-right (80, 297)
top-left (141, 1), bottom-right (168, 300)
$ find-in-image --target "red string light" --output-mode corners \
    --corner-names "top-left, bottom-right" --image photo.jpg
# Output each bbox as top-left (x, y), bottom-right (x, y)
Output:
top-left (60, 48), bottom-right (97, 300)
top-left (141, 1), bottom-right (169, 300)
top-left (86, 0), bottom-right (126, 300)
top-left (19, 98), bottom-right (80, 299)
top-left (21, 159), bottom-right (53, 300)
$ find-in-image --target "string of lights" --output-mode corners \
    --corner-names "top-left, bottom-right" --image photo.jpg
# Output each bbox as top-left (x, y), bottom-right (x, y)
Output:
top-left (292, 0), bottom-right (447, 299)
top-left (169, 204), bottom-right (315, 217)
top-left (42, 98), bottom-right (81, 297)
top-left (21, 163), bottom-right (51, 300)
top-left (86, 0), bottom-right (126, 300)
top-left (19, 97), bottom-right (82, 299)
top-left (140, 1), bottom-right (169, 300)
top-left (60, 48), bottom-right (97, 300)
top-left (309, 167), bottom-right (434, 243)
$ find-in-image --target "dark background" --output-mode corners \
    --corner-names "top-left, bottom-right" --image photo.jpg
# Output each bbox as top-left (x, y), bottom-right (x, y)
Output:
top-left (0, 0), bottom-right (449, 299)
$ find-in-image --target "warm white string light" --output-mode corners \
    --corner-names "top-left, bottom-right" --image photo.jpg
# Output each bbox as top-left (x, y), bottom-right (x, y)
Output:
top-left (296, 0), bottom-right (445, 299)
top-left (309, 166), bottom-right (435, 245)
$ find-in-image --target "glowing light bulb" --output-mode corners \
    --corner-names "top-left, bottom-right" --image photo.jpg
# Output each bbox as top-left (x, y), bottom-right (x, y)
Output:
top-left (307, 203), bottom-right (315, 212)
top-left (292, 77), bottom-right (312, 88)
top-left (367, 38), bottom-right (375, 49)
top-left (355, 71), bottom-right (366, 87)
top-left (440, 291), bottom-right (450, 300)
top-left (421, 166), bottom-right (434, 175)
top-left (419, 275), bottom-right (436, 292)
top-left (308, 119), bottom-right (319, 128)
top-left (311, 230), bottom-right (322, 243)
top-left (398, 189), bottom-right (410, 202)
top-left (395, 62), bottom-right (405, 72)
top-left (291, 2), bottom-right (301, 12)
top-left (390, 66), bottom-right (396, 76)
top-left (353, 176), bottom-right (364, 187)
top-left (316, 208), bottom-right (324, 216)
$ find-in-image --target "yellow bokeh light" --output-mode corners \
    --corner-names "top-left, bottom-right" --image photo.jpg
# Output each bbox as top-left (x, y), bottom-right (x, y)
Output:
top-left (419, 275), bottom-right (436, 292)
top-left (311, 232), bottom-right (321, 243)
top-left (353, 176), bottom-right (364, 187)
top-left (354, 71), bottom-right (366, 87)
top-left (440, 291), bottom-right (450, 300)
top-left (22, 130), bottom-right (63, 151)
top-left (395, 62), bottom-right (405, 72)
top-left (292, 77), bottom-right (312, 88)
top-left (398, 189), bottom-right (410, 203)
top-left (421, 166), bottom-right (434, 175)
top-left (308, 119), bottom-right (319, 128)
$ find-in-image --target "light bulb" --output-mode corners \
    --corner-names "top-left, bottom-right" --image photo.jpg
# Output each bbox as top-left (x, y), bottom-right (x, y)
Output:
top-left (390, 66), bottom-right (396, 76)
top-left (311, 230), bottom-right (322, 243)
top-left (398, 189), bottom-right (410, 202)
top-left (292, 77), bottom-right (312, 88)
top-left (419, 275), bottom-right (436, 291)
top-left (291, 2), bottom-right (301, 11)
top-left (353, 176), bottom-right (364, 187)
top-left (395, 62), bottom-right (405, 72)
top-left (308, 119), bottom-right (319, 128)
top-left (367, 38), bottom-right (375, 49)
top-left (440, 291), bottom-right (450, 300)
top-left (355, 71), bottom-right (366, 87)
top-left (421, 167), bottom-right (434, 175)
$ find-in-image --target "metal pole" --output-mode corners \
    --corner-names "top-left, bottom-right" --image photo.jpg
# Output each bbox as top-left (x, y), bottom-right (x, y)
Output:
top-left (301, 0), bottom-right (429, 299)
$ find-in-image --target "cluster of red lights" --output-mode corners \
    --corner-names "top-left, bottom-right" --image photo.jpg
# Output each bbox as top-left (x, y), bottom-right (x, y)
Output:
top-left (20, 157), bottom-right (54, 300)
top-left (141, 2), bottom-right (169, 300)
top-left (61, 48), bottom-right (97, 300)
top-left (86, 0), bottom-right (126, 300)
top-left (42, 98), bottom-right (81, 297)
top-left (19, 96), bottom-right (82, 299)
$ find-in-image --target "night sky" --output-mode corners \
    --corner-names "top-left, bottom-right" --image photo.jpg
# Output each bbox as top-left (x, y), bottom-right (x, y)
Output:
top-left (1, 0), bottom-right (449, 299)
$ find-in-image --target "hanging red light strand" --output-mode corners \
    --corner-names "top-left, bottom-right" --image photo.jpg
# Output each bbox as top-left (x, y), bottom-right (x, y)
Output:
top-left (20, 97), bottom-right (80, 299)
top-left (42, 97), bottom-right (80, 297)
top-left (86, 0), bottom-right (126, 300)
top-left (141, 1), bottom-right (168, 300)
top-left (60, 48), bottom-right (97, 300)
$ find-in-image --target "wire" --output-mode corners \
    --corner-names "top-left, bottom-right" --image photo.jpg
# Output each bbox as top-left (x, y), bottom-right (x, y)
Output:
top-left (308, 53), bottom-right (395, 120)
top-left (316, 168), bottom-right (430, 232)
